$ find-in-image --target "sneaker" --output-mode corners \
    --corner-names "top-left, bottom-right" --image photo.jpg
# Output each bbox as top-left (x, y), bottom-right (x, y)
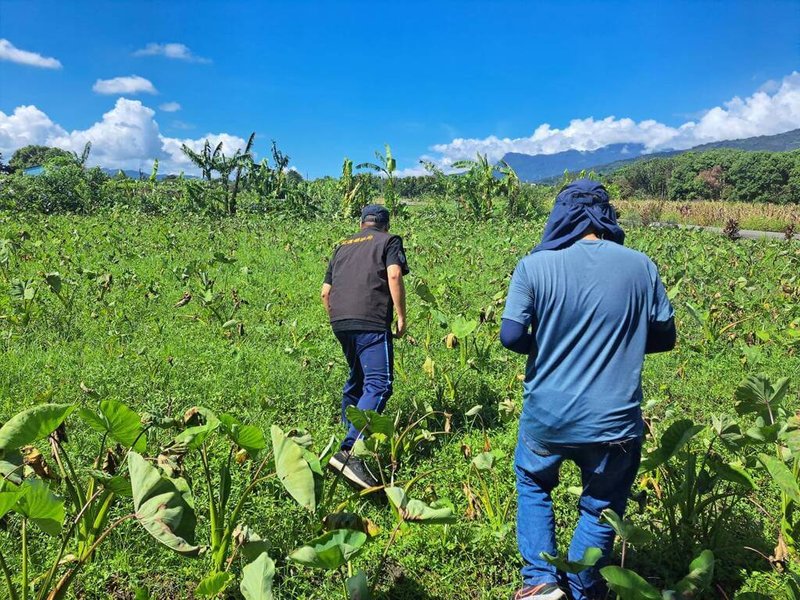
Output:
top-left (327, 450), bottom-right (380, 490)
top-left (511, 583), bottom-right (566, 600)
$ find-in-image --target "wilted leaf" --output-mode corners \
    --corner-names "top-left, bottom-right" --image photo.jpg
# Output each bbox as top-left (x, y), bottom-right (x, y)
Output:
top-left (272, 425), bottom-right (316, 511)
top-left (289, 529), bottom-right (367, 570)
top-left (128, 452), bottom-right (200, 556)
top-left (385, 487), bottom-right (456, 525)
top-left (541, 546), bottom-right (602, 574)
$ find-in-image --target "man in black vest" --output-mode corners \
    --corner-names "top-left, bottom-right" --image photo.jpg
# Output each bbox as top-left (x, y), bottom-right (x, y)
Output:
top-left (321, 204), bottom-right (409, 489)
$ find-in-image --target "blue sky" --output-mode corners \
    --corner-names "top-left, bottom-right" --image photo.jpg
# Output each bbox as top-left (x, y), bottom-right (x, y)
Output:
top-left (1, 0), bottom-right (799, 177)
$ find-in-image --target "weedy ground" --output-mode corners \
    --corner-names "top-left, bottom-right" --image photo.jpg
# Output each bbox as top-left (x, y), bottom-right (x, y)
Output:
top-left (0, 209), bottom-right (799, 598)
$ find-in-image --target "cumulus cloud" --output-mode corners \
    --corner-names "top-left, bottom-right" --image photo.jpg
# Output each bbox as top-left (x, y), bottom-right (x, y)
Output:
top-left (0, 105), bottom-right (67, 156)
top-left (422, 71), bottom-right (800, 170)
top-left (93, 75), bottom-right (158, 95)
top-left (159, 102), bottom-right (181, 112)
top-left (0, 39), bottom-right (62, 69)
top-left (133, 43), bottom-right (210, 64)
top-left (0, 98), bottom-right (245, 173)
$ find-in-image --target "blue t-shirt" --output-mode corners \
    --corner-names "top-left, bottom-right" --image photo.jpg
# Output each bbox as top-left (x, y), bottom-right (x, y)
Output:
top-left (502, 240), bottom-right (674, 445)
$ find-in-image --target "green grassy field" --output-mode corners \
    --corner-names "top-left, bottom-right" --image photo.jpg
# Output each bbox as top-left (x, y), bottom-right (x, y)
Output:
top-left (1, 209), bottom-right (799, 599)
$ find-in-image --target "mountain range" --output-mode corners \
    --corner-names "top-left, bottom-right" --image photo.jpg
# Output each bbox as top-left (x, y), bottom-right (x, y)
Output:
top-left (501, 128), bottom-right (800, 182)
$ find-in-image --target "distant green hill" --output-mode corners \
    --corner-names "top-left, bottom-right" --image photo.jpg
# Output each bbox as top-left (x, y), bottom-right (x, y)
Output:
top-left (506, 128), bottom-right (800, 182)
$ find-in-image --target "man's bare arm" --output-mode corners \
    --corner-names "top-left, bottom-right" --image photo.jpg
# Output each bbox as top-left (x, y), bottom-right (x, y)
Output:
top-left (387, 264), bottom-right (406, 338)
top-left (321, 283), bottom-right (332, 317)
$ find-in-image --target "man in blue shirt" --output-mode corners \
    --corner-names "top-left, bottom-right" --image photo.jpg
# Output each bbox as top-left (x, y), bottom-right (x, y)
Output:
top-left (500, 179), bottom-right (675, 600)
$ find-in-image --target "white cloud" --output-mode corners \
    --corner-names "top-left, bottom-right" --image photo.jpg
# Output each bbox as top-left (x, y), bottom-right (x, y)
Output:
top-left (0, 98), bottom-right (245, 173)
top-left (133, 43), bottom-right (210, 64)
top-left (0, 39), bottom-right (62, 69)
top-left (420, 71), bottom-right (800, 170)
top-left (93, 75), bottom-right (158, 95)
top-left (0, 105), bottom-right (67, 156)
top-left (159, 102), bottom-right (181, 112)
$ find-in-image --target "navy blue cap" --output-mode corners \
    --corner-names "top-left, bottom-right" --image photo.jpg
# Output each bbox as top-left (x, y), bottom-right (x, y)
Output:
top-left (361, 204), bottom-right (390, 223)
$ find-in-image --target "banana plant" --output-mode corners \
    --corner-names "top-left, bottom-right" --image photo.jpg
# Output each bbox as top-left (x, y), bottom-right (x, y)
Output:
top-left (356, 144), bottom-right (402, 217)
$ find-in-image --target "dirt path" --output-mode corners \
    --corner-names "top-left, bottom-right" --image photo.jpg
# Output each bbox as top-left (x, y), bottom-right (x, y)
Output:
top-left (632, 221), bottom-right (799, 242)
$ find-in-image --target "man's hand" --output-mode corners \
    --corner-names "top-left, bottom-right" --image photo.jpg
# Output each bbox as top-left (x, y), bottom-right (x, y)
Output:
top-left (394, 318), bottom-right (407, 339)
top-left (320, 283), bottom-right (332, 317)
top-left (387, 264), bottom-right (406, 339)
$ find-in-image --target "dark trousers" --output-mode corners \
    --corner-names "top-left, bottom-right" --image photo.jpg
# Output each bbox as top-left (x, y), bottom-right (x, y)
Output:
top-left (335, 330), bottom-right (394, 451)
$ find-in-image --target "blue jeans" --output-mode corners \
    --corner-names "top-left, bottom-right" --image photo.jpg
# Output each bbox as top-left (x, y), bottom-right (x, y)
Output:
top-left (335, 330), bottom-right (394, 451)
top-left (514, 430), bottom-right (641, 600)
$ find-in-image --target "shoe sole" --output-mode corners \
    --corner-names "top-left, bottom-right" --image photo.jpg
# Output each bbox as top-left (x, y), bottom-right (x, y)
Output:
top-left (327, 455), bottom-right (376, 490)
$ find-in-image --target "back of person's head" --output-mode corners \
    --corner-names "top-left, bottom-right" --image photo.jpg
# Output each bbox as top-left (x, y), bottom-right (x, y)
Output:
top-left (361, 204), bottom-right (390, 231)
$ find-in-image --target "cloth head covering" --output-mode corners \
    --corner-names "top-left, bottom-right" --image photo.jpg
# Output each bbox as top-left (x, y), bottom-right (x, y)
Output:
top-left (531, 179), bottom-right (624, 253)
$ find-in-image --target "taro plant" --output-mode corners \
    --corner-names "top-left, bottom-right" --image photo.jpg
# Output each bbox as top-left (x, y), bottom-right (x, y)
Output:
top-left (0, 399), bottom-right (146, 600)
top-left (463, 450), bottom-right (513, 537)
top-left (601, 549), bottom-right (715, 599)
top-left (734, 373), bottom-right (800, 565)
top-left (638, 415), bottom-right (756, 558)
top-left (347, 406), bottom-right (450, 485)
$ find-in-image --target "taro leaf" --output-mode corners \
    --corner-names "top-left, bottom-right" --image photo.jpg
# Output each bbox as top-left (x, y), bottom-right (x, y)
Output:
top-left (735, 374), bottom-right (790, 418)
top-left (322, 512), bottom-right (378, 537)
top-left (271, 425), bottom-right (316, 512)
top-left (745, 420), bottom-right (782, 445)
top-left (240, 551), bottom-right (275, 600)
top-left (711, 415), bottom-right (744, 449)
top-left (600, 509), bottom-right (653, 546)
top-left (168, 421), bottom-right (220, 454)
top-left (707, 458), bottom-right (755, 490)
top-left (758, 453), bottom-right (800, 504)
top-left (674, 549), bottom-right (714, 596)
top-left (450, 316), bottom-right (477, 339)
top-left (289, 529), bottom-right (367, 570)
top-left (540, 546), bottom-right (602, 574)
top-left (413, 281), bottom-right (437, 305)
top-left (465, 405), bottom-right (483, 417)
top-left (0, 487), bottom-right (23, 520)
top-left (15, 478), bottom-right (65, 536)
top-left (346, 569), bottom-right (371, 600)
top-left (385, 486), bottom-right (456, 525)
top-left (0, 403), bottom-right (75, 450)
top-left (345, 407), bottom-right (394, 438)
top-left (219, 414), bottom-right (266, 458)
top-left (128, 452), bottom-right (200, 556)
top-left (600, 566), bottom-right (661, 600)
top-left (471, 452), bottom-right (495, 472)
top-left (79, 399), bottom-right (146, 452)
top-left (44, 272), bottom-right (62, 295)
top-left (640, 420), bottom-right (704, 472)
top-left (88, 469), bottom-right (133, 497)
top-left (195, 571), bottom-right (233, 597)
top-left (0, 449), bottom-right (24, 485)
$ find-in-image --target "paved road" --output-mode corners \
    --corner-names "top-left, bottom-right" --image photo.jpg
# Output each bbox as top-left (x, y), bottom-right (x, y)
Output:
top-left (627, 221), bottom-right (799, 242)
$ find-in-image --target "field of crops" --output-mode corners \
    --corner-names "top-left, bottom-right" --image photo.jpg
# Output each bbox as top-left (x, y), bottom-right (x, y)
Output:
top-left (1, 209), bottom-right (799, 599)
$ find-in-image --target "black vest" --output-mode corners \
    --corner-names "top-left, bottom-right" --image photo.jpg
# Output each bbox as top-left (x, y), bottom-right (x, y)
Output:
top-left (328, 229), bottom-right (397, 328)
